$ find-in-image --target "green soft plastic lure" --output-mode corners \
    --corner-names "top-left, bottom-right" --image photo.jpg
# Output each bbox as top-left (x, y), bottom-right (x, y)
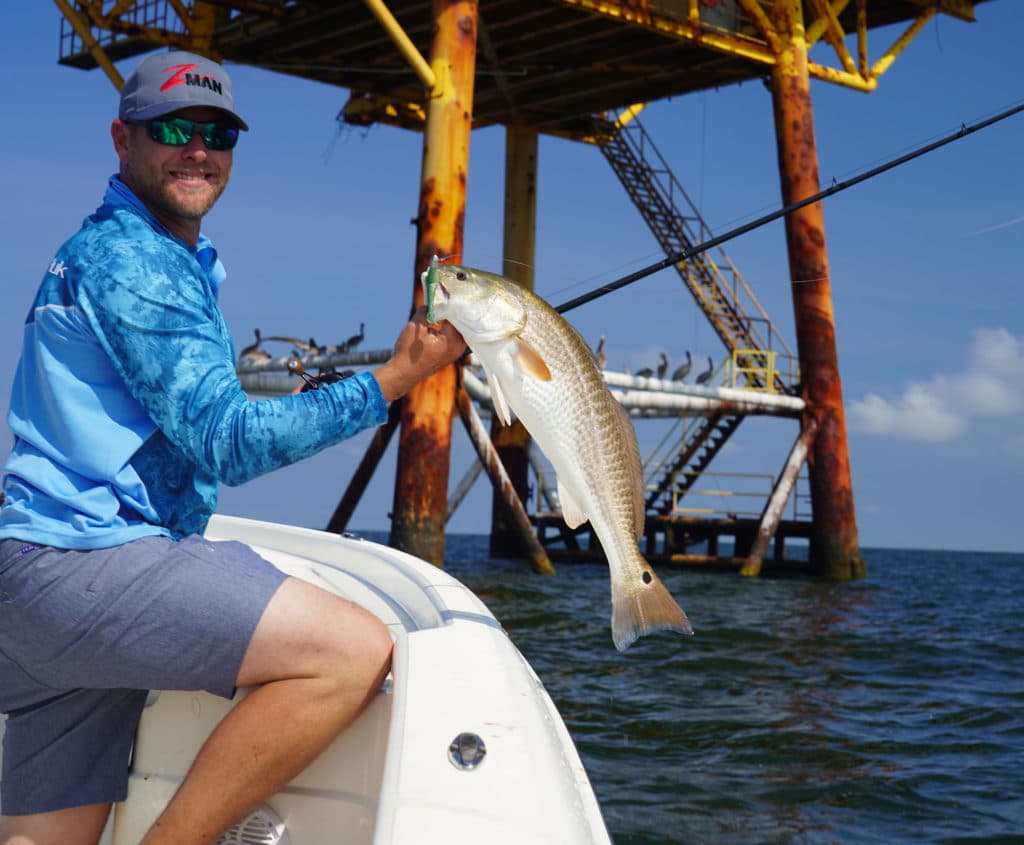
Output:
top-left (425, 254), bottom-right (440, 326)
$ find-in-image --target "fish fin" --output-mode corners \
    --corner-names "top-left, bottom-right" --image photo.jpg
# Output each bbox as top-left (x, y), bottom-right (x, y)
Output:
top-left (612, 397), bottom-right (646, 539)
top-left (611, 561), bottom-right (694, 651)
top-left (489, 378), bottom-right (514, 426)
top-left (512, 338), bottom-right (552, 382)
top-left (557, 479), bottom-right (589, 530)
top-left (478, 361), bottom-right (513, 426)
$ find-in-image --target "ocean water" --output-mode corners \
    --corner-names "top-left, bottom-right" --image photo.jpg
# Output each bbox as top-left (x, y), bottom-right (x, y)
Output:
top-left (437, 538), bottom-right (1024, 844)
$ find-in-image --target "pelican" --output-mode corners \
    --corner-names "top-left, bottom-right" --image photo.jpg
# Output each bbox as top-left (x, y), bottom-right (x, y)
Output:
top-left (672, 350), bottom-right (692, 381)
top-left (593, 335), bottom-right (607, 370)
top-left (264, 335), bottom-right (321, 355)
top-left (635, 366), bottom-right (654, 378)
top-left (238, 328), bottom-right (263, 359)
top-left (238, 347), bottom-right (271, 363)
top-left (344, 322), bottom-right (366, 352)
top-left (695, 355), bottom-right (714, 385)
top-left (656, 352), bottom-right (669, 379)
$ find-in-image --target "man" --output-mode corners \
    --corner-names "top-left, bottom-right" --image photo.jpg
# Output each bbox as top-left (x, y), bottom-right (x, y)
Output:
top-left (0, 51), bottom-right (465, 845)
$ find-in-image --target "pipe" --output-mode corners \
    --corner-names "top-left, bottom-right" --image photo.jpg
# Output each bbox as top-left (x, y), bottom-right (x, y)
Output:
top-left (463, 366), bottom-right (805, 416)
top-left (236, 348), bottom-right (391, 375)
top-left (609, 389), bottom-right (801, 418)
top-left (603, 371), bottom-right (805, 412)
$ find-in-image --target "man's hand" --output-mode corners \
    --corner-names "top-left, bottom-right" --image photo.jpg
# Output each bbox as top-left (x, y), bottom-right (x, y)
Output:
top-left (372, 307), bottom-right (466, 402)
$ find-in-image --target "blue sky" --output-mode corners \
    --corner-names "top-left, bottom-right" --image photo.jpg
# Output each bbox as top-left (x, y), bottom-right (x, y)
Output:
top-left (1, 3), bottom-right (1021, 553)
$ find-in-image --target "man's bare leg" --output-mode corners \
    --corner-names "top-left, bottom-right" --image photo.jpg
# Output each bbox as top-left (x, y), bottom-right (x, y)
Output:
top-left (141, 576), bottom-right (393, 845)
top-left (1, 803), bottom-right (112, 845)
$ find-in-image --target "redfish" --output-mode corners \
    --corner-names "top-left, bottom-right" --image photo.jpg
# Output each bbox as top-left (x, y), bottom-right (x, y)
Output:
top-left (425, 263), bottom-right (693, 650)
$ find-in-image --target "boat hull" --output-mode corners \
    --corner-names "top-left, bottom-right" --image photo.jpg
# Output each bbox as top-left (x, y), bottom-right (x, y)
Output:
top-left (0, 515), bottom-right (611, 844)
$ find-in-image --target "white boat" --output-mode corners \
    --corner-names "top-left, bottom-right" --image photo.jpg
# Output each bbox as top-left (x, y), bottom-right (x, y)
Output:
top-left (1, 514), bottom-right (612, 845)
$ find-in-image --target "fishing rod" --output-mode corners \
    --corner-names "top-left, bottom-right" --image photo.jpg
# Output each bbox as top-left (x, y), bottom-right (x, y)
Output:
top-left (554, 100), bottom-right (1024, 315)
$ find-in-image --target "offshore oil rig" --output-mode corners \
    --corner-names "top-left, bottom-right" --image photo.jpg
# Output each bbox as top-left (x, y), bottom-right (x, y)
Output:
top-left (51, 0), bottom-right (995, 578)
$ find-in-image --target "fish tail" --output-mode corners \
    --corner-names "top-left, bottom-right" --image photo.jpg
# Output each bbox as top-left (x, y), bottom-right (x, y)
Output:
top-left (611, 567), bottom-right (694, 651)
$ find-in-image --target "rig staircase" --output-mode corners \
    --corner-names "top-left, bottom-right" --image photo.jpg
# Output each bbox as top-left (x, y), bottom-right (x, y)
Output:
top-left (645, 412), bottom-right (743, 515)
top-left (591, 109), bottom-right (798, 515)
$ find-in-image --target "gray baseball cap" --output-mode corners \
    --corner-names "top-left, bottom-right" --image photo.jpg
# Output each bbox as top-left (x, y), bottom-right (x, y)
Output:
top-left (119, 50), bottom-right (249, 130)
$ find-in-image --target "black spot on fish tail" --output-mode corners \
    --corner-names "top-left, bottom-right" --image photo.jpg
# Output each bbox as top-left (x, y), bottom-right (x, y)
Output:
top-left (611, 567), bottom-right (694, 651)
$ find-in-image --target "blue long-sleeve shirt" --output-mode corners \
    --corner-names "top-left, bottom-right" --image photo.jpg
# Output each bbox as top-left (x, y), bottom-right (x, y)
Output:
top-left (0, 177), bottom-right (387, 548)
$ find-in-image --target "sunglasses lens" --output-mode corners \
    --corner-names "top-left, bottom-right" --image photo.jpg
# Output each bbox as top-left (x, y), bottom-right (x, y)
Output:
top-left (149, 118), bottom-right (192, 145)
top-left (147, 118), bottom-right (239, 151)
top-left (204, 125), bottom-right (239, 151)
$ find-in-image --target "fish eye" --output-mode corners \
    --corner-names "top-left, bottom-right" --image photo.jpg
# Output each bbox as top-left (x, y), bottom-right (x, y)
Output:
top-left (456, 271), bottom-right (467, 280)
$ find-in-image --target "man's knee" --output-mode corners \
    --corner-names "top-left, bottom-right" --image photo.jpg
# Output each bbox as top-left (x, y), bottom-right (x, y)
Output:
top-left (238, 577), bottom-right (392, 689)
top-left (327, 601), bottom-right (393, 698)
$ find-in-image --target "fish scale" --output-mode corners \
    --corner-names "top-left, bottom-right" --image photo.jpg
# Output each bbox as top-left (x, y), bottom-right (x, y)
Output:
top-left (427, 264), bottom-right (694, 650)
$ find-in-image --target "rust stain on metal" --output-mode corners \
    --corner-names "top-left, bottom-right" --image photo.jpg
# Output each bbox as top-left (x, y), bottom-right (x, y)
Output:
top-left (453, 208), bottom-right (465, 246)
top-left (391, 367), bottom-right (457, 566)
top-left (770, 0), bottom-right (864, 580)
top-left (392, 0), bottom-right (480, 566)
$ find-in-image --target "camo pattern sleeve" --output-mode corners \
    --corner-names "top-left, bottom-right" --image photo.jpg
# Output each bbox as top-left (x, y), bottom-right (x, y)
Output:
top-left (73, 208), bottom-right (387, 494)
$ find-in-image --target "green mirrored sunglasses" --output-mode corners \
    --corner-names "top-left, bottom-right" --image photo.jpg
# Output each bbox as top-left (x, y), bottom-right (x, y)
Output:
top-left (128, 116), bottom-right (239, 151)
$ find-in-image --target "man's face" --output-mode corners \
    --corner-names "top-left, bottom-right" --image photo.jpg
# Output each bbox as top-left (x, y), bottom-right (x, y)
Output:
top-left (112, 106), bottom-right (234, 243)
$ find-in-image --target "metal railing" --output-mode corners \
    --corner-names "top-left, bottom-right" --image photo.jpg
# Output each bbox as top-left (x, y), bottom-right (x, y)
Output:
top-left (663, 469), bottom-right (811, 521)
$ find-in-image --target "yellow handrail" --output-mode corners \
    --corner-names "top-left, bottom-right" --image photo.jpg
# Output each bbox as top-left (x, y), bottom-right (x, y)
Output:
top-left (730, 348), bottom-right (777, 392)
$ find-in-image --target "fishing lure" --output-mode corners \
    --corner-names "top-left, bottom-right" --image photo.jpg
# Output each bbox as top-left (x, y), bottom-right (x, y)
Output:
top-left (425, 254), bottom-right (440, 326)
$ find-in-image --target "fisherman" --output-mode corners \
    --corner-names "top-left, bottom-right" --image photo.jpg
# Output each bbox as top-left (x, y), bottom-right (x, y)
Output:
top-left (0, 51), bottom-right (465, 844)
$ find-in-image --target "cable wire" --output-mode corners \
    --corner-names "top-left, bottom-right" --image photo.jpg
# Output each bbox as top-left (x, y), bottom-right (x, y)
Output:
top-left (555, 100), bottom-right (1024, 315)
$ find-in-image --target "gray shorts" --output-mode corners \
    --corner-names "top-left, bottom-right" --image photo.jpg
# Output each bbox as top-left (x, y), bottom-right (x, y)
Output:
top-left (0, 534), bottom-right (288, 815)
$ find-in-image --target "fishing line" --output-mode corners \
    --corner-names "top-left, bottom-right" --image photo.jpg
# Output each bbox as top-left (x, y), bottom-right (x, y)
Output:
top-left (554, 99), bottom-right (1024, 315)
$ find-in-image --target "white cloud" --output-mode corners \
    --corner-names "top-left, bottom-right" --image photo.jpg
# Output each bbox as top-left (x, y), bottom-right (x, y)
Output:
top-left (849, 328), bottom-right (1024, 443)
top-left (967, 327), bottom-right (1024, 377)
top-left (851, 387), bottom-right (965, 442)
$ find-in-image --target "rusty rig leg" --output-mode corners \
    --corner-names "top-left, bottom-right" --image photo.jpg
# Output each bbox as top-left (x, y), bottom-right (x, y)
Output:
top-left (770, 0), bottom-right (865, 579)
top-left (490, 123), bottom-right (539, 557)
top-left (390, 0), bottom-right (479, 566)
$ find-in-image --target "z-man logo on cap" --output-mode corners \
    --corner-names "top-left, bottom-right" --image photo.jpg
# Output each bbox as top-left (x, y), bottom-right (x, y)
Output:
top-left (160, 63), bottom-right (224, 96)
